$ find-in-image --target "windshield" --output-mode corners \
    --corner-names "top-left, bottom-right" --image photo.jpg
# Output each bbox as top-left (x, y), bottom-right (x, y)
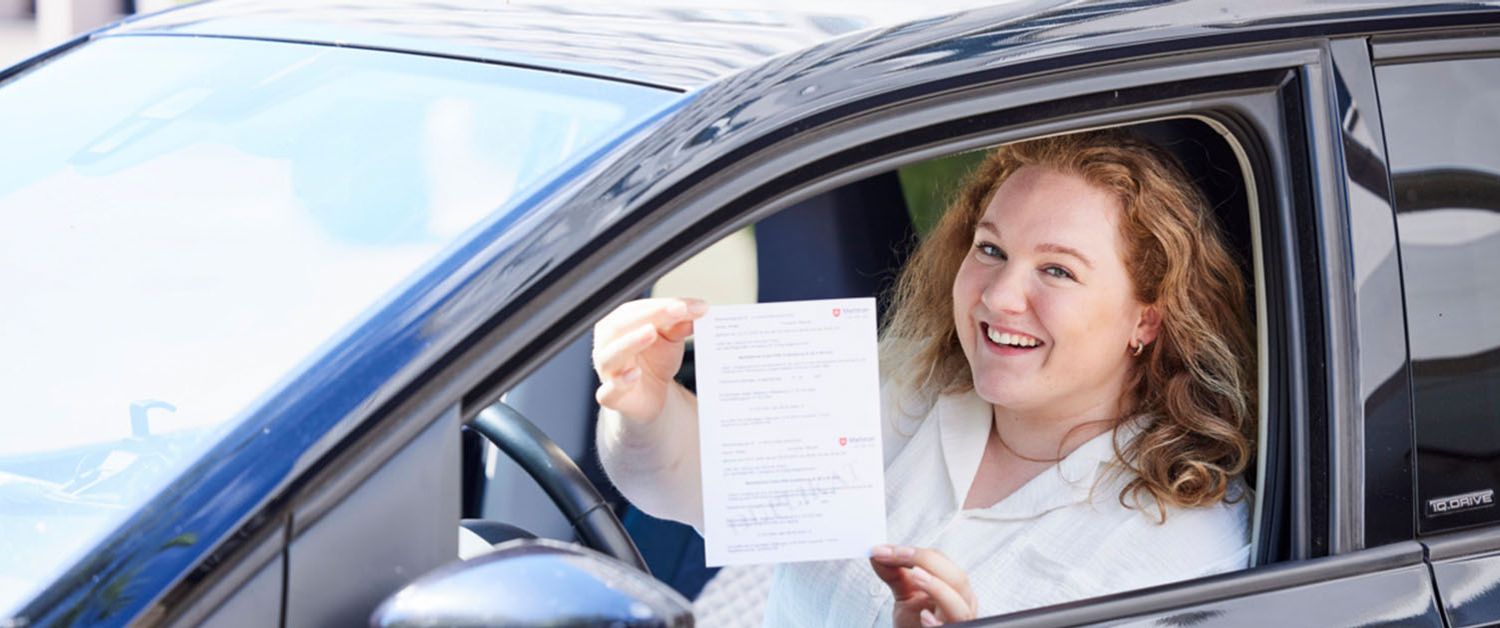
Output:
top-left (0, 35), bottom-right (672, 612)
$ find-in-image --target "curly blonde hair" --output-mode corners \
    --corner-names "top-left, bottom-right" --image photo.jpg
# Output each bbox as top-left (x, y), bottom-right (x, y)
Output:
top-left (881, 127), bottom-right (1255, 514)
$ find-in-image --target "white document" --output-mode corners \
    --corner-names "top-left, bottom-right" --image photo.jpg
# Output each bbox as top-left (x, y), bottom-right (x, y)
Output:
top-left (694, 297), bottom-right (886, 566)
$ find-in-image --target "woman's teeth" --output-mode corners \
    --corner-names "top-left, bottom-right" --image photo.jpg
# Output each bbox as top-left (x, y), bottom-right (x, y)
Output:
top-left (986, 326), bottom-right (1040, 347)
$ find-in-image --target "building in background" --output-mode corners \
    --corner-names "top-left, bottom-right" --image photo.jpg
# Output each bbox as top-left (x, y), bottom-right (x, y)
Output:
top-left (1, 0), bottom-right (192, 65)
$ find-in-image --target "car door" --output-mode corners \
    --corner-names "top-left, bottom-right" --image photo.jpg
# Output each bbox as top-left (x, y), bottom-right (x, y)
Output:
top-left (967, 35), bottom-right (1435, 627)
top-left (847, 38), bottom-right (1438, 628)
top-left (1372, 32), bottom-right (1500, 628)
top-left (448, 27), bottom-right (1445, 625)
top-left (978, 33), bottom-right (1431, 628)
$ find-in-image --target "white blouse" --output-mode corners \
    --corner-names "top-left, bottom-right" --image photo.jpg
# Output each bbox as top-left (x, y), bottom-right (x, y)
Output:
top-left (759, 386), bottom-right (1251, 626)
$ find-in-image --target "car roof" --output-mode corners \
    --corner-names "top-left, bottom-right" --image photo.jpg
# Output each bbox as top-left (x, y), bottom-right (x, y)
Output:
top-left (106, 0), bottom-right (1008, 91)
top-left (102, 0), bottom-right (1500, 92)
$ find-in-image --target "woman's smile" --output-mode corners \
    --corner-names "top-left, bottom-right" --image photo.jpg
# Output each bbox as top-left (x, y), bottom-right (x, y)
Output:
top-left (979, 322), bottom-right (1044, 355)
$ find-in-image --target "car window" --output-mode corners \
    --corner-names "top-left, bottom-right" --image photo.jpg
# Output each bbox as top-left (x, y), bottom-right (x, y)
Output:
top-left (0, 34), bottom-right (674, 612)
top-left (897, 150), bottom-right (986, 236)
top-left (607, 116), bottom-right (1267, 621)
top-left (650, 153), bottom-right (986, 307)
top-left (1379, 54), bottom-right (1500, 534)
top-left (652, 227), bottom-right (758, 305)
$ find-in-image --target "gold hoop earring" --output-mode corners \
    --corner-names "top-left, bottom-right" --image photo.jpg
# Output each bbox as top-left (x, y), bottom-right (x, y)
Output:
top-left (1132, 341), bottom-right (1145, 357)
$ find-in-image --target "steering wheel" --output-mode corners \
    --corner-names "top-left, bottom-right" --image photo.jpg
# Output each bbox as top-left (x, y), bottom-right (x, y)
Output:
top-left (465, 402), bottom-right (649, 573)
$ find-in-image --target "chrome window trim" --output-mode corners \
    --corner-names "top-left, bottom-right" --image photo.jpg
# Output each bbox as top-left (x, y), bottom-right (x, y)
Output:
top-left (1372, 32), bottom-right (1500, 64)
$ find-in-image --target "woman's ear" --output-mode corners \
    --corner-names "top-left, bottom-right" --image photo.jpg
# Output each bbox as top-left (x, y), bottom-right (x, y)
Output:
top-left (1134, 304), bottom-right (1162, 345)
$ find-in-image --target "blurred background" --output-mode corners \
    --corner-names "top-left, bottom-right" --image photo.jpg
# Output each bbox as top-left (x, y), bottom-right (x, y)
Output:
top-left (1, 0), bottom-right (197, 66)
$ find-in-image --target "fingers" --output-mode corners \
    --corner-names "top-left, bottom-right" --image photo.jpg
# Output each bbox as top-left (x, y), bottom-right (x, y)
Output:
top-left (659, 319), bottom-right (696, 344)
top-left (591, 298), bottom-right (706, 421)
top-left (594, 323), bottom-right (658, 378)
top-left (594, 298), bottom-right (708, 345)
top-left (594, 366), bottom-right (640, 408)
top-left (592, 318), bottom-right (695, 384)
top-left (871, 545), bottom-right (977, 623)
top-left (870, 551), bottom-right (934, 628)
top-left (909, 547), bottom-right (976, 613)
top-left (909, 566), bottom-right (974, 622)
top-left (592, 298), bottom-right (706, 379)
top-left (869, 554), bottom-right (923, 601)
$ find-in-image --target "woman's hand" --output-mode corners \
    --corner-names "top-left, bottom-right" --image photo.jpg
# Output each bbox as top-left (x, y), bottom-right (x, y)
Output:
top-left (592, 297), bottom-right (708, 423)
top-left (870, 545), bottom-right (978, 627)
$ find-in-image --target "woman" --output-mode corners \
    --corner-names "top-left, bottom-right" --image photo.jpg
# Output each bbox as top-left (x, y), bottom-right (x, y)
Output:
top-left (592, 128), bottom-right (1255, 626)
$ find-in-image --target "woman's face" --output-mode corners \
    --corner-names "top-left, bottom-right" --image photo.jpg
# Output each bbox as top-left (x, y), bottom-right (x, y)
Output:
top-left (952, 165), bottom-right (1157, 418)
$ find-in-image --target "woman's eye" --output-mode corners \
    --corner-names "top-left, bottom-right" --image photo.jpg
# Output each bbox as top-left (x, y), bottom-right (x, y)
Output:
top-left (1043, 265), bottom-right (1075, 280)
top-left (975, 243), bottom-right (1005, 259)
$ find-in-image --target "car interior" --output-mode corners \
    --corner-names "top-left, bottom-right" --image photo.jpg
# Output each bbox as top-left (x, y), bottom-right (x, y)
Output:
top-left (458, 116), bottom-right (1283, 623)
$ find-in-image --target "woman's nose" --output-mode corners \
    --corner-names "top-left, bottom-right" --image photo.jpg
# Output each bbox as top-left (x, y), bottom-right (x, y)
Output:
top-left (981, 266), bottom-right (1028, 314)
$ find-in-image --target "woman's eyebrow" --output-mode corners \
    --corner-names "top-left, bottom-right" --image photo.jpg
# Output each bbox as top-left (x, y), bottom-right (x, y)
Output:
top-left (978, 221), bottom-right (1098, 269)
top-left (1037, 242), bottom-right (1094, 269)
top-left (976, 221), bottom-right (1093, 269)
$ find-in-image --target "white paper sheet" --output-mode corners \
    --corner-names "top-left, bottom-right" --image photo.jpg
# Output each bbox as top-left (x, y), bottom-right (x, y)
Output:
top-left (694, 297), bottom-right (886, 566)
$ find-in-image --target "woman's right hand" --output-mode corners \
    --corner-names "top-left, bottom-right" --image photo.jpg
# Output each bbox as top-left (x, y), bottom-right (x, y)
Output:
top-left (592, 297), bottom-right (708, 423)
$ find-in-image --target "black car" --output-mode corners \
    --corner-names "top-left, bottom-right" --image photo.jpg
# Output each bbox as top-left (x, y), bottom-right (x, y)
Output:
top-left (7, 0), bottom-right (1500, 625)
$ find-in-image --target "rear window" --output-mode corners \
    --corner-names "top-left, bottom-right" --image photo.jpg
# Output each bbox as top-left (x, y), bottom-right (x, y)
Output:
top-left (1379, 53), bottom-right (1500, 533)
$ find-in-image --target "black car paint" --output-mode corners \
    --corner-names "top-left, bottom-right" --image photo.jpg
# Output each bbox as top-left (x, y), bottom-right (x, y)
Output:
top-left (12, 1), bottom-right (1500, 625)
top-left (1324, 35), bottom-right (1416, 551)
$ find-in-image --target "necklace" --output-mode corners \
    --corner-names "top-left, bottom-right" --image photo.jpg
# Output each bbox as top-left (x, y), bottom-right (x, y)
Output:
top-left (992, 422), bottom-right (1066, 464)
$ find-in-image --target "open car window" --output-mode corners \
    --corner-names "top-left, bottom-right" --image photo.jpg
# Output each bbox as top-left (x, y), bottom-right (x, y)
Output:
top-left (615, 116), bottom-right (1270, 622)
top-left (481, 105), bottom-right (1290, 627)
top-left (465, 38), bottom-right (1445, 626)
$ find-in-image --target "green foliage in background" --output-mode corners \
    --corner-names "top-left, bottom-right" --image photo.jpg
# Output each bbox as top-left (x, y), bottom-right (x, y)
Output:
top-left (897, 149), bottom-right (987, 236)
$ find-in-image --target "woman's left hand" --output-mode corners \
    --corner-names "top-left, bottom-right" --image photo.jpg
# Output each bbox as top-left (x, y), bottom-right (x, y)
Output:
top-left (869, 545), bottom-right (978, 626)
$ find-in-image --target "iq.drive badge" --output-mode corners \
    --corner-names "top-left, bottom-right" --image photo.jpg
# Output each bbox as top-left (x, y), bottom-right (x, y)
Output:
top-left (1428, 489), bottom-right (1496, 517)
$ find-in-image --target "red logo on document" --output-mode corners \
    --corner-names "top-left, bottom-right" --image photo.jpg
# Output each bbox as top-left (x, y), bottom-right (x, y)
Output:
top-left (838, 436), bottom-right (848, 447)
top-left (832, 308), bottom-right (842, 317)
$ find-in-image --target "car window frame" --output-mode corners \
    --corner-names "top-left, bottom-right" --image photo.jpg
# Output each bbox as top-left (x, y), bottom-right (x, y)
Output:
top-left (457, 43), bottom-right (1381, 624)
top-left (1321, 35), bottom-right (1416, 553)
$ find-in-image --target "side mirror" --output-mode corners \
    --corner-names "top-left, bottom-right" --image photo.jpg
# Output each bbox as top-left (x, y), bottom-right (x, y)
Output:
top-left (371, 538), bottom-right (693, 627)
